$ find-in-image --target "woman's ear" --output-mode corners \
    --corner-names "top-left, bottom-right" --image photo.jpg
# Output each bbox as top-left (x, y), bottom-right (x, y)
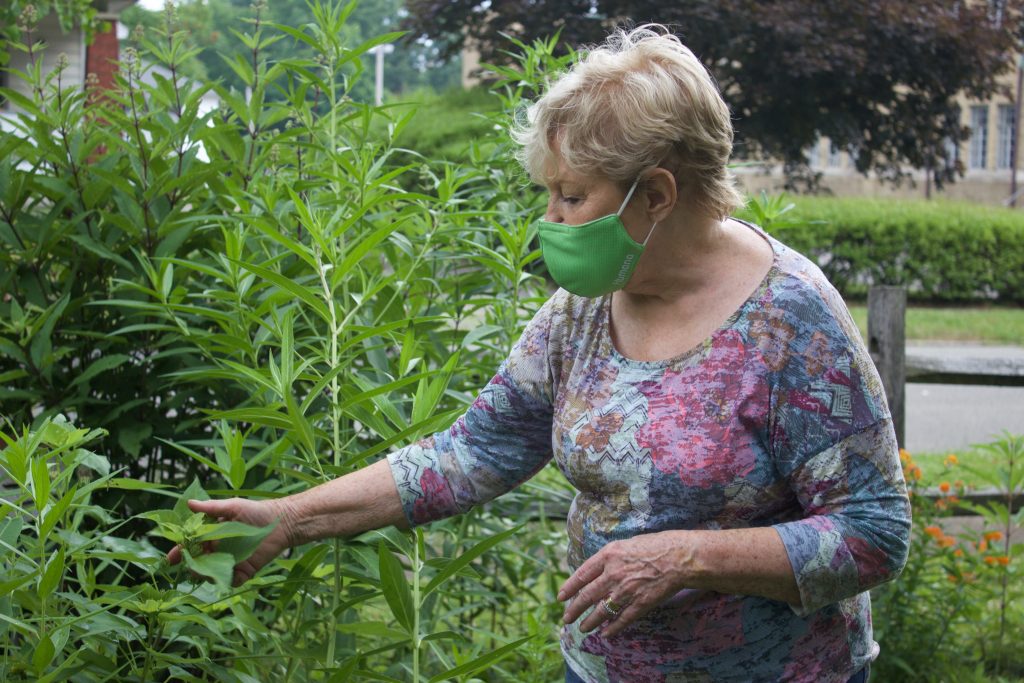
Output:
top-left (642, 167), bottom-right (678, 223)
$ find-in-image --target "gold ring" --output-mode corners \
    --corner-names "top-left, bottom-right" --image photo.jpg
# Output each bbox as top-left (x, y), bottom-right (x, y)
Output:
top-left (601, 598), bottom-right (623, 618)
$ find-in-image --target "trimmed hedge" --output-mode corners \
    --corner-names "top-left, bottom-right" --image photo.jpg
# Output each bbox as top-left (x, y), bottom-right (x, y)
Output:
top-left (739, 197), bottom-right (1024, 304)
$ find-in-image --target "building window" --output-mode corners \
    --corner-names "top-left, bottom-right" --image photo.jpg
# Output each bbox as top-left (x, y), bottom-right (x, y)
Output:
top-left (827, 141), bottom-right (842, 168)
top-left (969, 105), bottom-right (989, 170)
top-left (805, 137), bottom-right (821, 169)
top-left (997, 104), bottom-right (1015, 169)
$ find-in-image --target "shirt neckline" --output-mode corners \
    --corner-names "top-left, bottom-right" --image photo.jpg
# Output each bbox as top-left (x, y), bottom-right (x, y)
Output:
top-left (601, 219), bottom-right (781, 369)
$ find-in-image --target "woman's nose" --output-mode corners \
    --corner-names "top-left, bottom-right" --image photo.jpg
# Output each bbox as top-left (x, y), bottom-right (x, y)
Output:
top-left (544, 196), bottom-right (561, 223)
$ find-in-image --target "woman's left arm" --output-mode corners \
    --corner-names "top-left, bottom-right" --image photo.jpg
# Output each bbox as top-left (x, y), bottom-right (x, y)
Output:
top-left (559, 524), bottom-right (799, 638)
top-left (561, 417), bottom-right (912, 638)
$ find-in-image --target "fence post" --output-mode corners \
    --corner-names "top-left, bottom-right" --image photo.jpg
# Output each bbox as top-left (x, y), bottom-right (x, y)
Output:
top-left (868, 286), bottom-right (906, 448)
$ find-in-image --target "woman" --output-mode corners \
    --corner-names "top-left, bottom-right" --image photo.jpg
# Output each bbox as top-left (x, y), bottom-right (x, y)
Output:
top-left (169, 26), bottom-right (910, 682)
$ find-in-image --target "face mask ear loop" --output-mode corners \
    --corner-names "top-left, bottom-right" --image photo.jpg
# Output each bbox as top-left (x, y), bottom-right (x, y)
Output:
top-left (615, 178), bottom-right (641, 216)
top-left (641, 222), bottom-right (658, 247)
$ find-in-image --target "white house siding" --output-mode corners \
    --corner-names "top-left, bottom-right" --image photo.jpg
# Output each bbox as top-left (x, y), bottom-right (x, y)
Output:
top-left (4, 13), bottom-right (86, 109)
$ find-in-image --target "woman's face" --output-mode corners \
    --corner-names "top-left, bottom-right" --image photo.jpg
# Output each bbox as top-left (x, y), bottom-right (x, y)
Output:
top-left (542, 155), bottom-right (638, 229)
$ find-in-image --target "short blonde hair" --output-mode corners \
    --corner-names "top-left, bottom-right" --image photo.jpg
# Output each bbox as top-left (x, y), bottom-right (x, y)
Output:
top-left (512, 25), bottom-right (744, 220)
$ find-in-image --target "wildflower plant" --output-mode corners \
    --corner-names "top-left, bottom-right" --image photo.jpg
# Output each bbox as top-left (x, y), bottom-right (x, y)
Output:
top-left (872, 435), bottom-right (1024, 680)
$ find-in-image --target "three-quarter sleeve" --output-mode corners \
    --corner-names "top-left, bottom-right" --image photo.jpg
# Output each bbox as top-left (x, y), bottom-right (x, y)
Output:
top-left (773, 417), bottom-right (911, 616)
top-left (387, 295), bottom-right (560, 526)
top-left (769, 303), bottom-right (912, 615)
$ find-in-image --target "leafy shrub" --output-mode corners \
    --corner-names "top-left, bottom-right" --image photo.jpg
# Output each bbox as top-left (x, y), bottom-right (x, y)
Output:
top-left (738, 195), bottom-right (1024, 304)
top-left (1, 2), bottom-right (573, 680)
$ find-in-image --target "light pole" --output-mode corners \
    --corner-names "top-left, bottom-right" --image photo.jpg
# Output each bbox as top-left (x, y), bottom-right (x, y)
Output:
top-left (373, 43), bottom-right (395, 106)
top-left (1010, 54), bottom-right (1023, 207)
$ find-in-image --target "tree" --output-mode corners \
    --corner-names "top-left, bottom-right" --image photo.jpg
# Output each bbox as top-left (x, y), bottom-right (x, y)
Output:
top-left (404, 0), bottom-right (1023, 189)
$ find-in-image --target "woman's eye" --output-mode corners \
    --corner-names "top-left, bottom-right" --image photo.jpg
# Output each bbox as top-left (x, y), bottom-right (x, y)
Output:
top-left (562, 195), bottom-right (581, 205)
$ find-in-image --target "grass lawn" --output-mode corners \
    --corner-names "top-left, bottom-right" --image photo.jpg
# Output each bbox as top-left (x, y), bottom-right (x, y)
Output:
top-left (846, 304), bottom-right (1024, 345)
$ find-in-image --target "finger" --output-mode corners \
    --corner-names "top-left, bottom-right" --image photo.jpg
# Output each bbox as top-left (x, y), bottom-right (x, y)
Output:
top-left (578, 600), bottom-right (613, 633)
top-left (562, 577), bottom-right (610, 624)
top-left (558, 557), bottom-right (604, 602)
top-left (602, 603), bottom-right (645, 639)
top-left (187, 498), bottom-right (233, 516)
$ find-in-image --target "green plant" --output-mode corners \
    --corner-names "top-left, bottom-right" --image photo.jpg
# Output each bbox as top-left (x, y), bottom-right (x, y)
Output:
top-left (1, 2), bottom-right (582, 680)
top-left (872, 437), bottom-right (1024, 681)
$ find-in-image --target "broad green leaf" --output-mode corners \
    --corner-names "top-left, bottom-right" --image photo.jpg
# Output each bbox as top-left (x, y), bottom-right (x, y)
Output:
top-left (174, 478), bottom-right (210, 518)
top-left (117, 423), bottom-right (152, 458)
top-left (427, 635), bottom-right (534, 683)
top-left (32, 631), bottom-right (56, 674)
top-left (377, 542), bottom-right (414, 633)
top-left (199, 521), bottom-right (277, 564)
top-left (182, 549), bottom-right (236, 591)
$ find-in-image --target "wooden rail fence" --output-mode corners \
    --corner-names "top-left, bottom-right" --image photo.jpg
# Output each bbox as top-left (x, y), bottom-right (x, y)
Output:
top-left (868, 285), bottom-right (1024, 514)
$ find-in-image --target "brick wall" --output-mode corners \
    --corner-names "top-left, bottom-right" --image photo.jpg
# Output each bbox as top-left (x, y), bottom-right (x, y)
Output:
top-left (85, 20), bottom-right (119, 95)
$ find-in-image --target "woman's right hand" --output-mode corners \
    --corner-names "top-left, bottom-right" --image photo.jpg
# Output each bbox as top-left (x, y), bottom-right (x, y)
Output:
top-left (166, 497), bottom-right (294, 587)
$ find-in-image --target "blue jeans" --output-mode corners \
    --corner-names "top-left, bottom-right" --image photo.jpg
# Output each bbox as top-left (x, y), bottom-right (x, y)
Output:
top-left (565, 663), bottom-right (869, 682)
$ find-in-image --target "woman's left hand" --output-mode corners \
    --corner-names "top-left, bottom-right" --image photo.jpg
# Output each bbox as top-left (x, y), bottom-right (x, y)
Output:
top-left (558, 530), bottom-right (695, 638)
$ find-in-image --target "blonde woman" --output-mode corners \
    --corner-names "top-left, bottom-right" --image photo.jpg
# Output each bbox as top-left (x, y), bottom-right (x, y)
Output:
top-left (171, 25), bottom-right (910, 683)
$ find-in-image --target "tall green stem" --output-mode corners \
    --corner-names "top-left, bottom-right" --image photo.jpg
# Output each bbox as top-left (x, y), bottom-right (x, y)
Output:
top-left (412, 530), bottom-right (422, 683)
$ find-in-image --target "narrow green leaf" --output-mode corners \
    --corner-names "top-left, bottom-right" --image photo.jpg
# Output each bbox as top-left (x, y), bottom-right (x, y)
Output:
top-left (38, 546), bottom-right (65, 601)
top-left (232, 259), bottom-right (330, 321)
top-left (70, 354), bottom-right (130, 388)
top-left (377, 542), bottom-right (414, 633)
top-left (423, 524), bottom-right (523, 597)
top-left (31, 457), bottom-right (50, 509)
top-left (427, 635), bottom-right (534, 683)
top-left (39, 487), bottom-right (75, 541)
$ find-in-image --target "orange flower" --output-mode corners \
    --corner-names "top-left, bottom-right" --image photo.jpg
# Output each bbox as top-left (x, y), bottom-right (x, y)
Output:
top-left (997, 556), bottom-right (1011, 566)
top-left (935, 499), bottom-right (948, 511)
top-left (985, 556), bottom-right (998, 566)
top-left (948, 495), bottom-right (960, 505)
top-left (899, 448), bottom-right (911, 464)
top-left (909, 465), bottom-right (922, 481)
top-left (984, 531), bottom-right (1004, 542)
top-left (978, 540), bottom-right (989, 552)
top-left (944, 454), bottom-right (958, 467)
top-left (939, 481), bottom-right (951, 493)
top-left (953, 548), bottom-right (964, 558)
top-left (939, 536), bottom-right (956, 548)
top-left (924, 525), bottom-right (944, 539)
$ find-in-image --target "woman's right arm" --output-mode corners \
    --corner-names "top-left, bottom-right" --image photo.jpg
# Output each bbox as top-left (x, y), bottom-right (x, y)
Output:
top-left (166, 458), bottom-right (406, 586)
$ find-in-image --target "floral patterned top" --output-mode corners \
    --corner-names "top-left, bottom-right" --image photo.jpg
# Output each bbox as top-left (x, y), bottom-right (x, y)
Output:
top-left (388, 226), bottom-right (911, 682)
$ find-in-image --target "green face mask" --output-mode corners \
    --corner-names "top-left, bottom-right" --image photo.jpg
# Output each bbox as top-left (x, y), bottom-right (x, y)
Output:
top-left (537, 178), bottom-right (658, 298)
